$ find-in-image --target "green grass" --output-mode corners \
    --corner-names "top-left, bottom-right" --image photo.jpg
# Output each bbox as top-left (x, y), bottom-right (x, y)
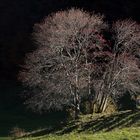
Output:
top-left (19, 127), bottom-right (140, 140)
top-left (0, 109), bottom-right (140, 140)
top-left (12, 110), bottom-right (139, 140)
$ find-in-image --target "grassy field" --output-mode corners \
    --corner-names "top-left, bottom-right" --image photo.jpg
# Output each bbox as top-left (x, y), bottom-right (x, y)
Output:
top-left (5, 110), bottom-right (139, 140)
top-left (0, 108), bottom-right (140, 140)
top-left (0, 84), bottom-right (140, 140)
top-left (19, 128), bottom-right (140, 140)
top-left (17, 111), bottom-right (140, 140)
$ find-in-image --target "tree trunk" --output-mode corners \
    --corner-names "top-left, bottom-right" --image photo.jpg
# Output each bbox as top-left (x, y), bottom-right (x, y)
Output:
top-left (102, 96), bottom-right (109, 112)
top-left (74, 63), bottom-right (80, 119)
top-left (88, 74), bottom-right (94, 113)
top-left (99, 95), bottom-right (109, 112)
top-left (96, 91), bottom-right (104, 113)
top-left (74, 100), bottom-right (80, 119)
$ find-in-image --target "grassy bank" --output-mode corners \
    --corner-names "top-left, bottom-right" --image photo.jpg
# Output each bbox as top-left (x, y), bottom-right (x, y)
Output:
top-left (8, 110), bottom-right (140, 140)
top-left (19, 127), bottom-right (140, 140)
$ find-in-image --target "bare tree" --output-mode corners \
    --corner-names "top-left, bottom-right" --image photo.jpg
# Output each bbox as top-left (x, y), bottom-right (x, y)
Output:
top-left (19, 8), bottom-right (107, 118)
top-left (19, 9), bottom-right (140, 116)
top-left (113, 19), bottom-right (140, 54)
top-left (93, 19), bottom-right (140, 113)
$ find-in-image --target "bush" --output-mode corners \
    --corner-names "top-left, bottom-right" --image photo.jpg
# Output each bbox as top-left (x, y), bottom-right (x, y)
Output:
top-left (9, 126), bottom-right (26, 139)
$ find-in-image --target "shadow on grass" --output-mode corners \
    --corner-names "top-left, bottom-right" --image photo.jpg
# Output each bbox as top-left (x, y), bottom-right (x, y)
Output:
top-left (59, 110), bottom-right (140, 134)
top-left (0, 108), bottom-right (66, 138)
top-left (1, 90), bottom-right (140, 139)
top-left (4, 109), bottom-right (139, 139)
top-left (22, 110), bottom-right (140, 138)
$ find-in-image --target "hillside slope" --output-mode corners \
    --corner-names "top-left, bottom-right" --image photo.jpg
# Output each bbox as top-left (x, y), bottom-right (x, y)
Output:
top-left (15, 110), bottom-right (140, 140)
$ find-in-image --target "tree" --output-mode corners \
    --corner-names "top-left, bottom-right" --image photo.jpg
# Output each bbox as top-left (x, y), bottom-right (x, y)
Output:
top-left (19, 9), bottom-right (140, 117)
top-left (19, 8), bottom-right (108, 118)
top-left (93, 19), bottom-right (140, 112)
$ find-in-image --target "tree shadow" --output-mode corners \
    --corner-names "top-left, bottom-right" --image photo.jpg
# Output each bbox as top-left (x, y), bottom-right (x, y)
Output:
top-left (80, 110), bottom-right (140, 133)
top-left (10, 110), bottom-right (140, 139)
top-left (57, 110), bottom-right (140, 134)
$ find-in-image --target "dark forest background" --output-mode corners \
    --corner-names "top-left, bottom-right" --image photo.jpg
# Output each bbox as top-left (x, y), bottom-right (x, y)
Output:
top-left (0, 0), bottom-right (140, 105)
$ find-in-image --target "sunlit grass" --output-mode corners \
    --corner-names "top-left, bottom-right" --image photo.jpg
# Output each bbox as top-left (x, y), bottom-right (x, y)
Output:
top-left (19, 127), bottom-right (140, 140)
top-left (1, 109), bottom-right (140, 140)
